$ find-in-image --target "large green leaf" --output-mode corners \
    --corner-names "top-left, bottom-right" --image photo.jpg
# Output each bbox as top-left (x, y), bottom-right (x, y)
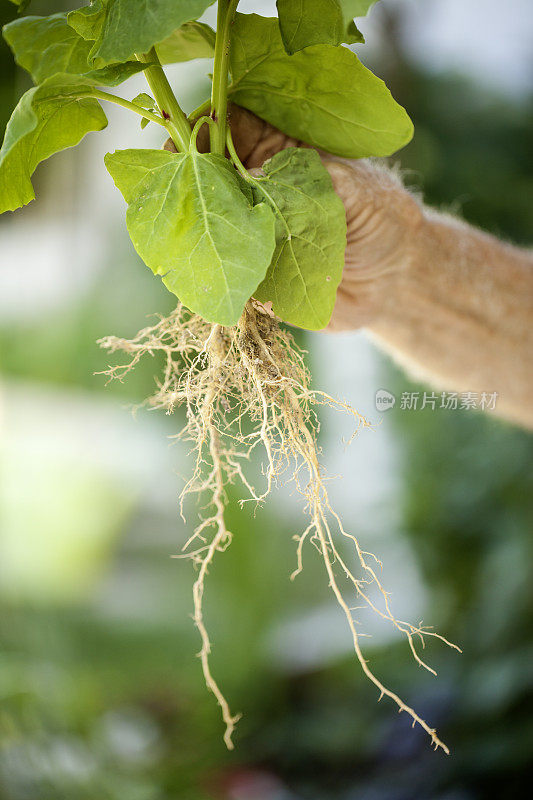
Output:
top-left (105, 149), bottom-right (276, 326)
top-left (66, 1), bottom-right (105, 42)
top-left (3, 13), bottom-right (151, 86)
top-left (84, 60), bottom-right (151, 86)
top-left (68, 0), bottom-right (215, 68)
top-left (0, 74), bottom-right (107, 213)
top-left (3, 14), bottom-right (92, 82)
top-left (340, 0), bottom-right (378, 39)
top-left (157, 21), bottom-right (215, 64)
top-left (276, 0), bottom-right (363, 54)
top-left (253, 149), bottom-right (346, 330)
top-left (229, 14), bottom-right (413, 159)
top-left (344, 21), bottom-right (366, 45)
top-left (342, 1), bottom-right (380, 17)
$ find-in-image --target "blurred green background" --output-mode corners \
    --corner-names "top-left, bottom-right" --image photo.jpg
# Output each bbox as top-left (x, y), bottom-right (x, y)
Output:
top-left (1, 1), bottom-right (532, 798)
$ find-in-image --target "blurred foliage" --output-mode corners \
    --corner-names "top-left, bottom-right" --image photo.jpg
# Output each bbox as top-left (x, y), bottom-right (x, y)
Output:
top-left (399, 75), bottom-right (533, 247)
top-left (1, 2), bottom-right (533, 799)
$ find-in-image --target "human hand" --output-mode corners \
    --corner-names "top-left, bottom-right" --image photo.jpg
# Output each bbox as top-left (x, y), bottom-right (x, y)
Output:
top-left (165, 104), bottom-right (423, 330)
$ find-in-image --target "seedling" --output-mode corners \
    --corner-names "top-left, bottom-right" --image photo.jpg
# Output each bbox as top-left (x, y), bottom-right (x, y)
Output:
top-left (1, 0), bottom-right (459, 753)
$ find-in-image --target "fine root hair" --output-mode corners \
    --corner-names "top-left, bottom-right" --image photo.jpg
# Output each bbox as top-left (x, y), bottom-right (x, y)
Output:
top-left (99, 301), bottom-right (460, 753)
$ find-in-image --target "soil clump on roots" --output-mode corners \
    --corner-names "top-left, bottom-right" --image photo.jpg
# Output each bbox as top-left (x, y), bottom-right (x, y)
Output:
top-left (99, 301), bottom-right (460, 753)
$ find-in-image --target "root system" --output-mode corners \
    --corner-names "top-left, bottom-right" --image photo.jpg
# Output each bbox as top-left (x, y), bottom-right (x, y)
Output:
top-left (99, 301), bottom-right (460, 754)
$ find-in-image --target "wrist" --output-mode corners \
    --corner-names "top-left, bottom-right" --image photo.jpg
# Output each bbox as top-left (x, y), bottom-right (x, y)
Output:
top-left (327, 163), bottom-right (424, 331)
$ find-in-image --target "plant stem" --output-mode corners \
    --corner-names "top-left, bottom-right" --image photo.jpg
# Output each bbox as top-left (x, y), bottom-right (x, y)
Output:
top-left (226, 129), bottom-right (253, 182)
top-left (210, 0), bottom-right (239, 154)
top-left (189, 82), bottom-right (236, 124)
top-left (90, 89), bottom-right (169, 128)
top-left (190, 116), bottom-right (217, 152)
top-left (189, 98), bottom-right (211, 122)
top-left (227, 129), bottom-right (291, 237)
top-left (136, 48), bottom-right (191, 151)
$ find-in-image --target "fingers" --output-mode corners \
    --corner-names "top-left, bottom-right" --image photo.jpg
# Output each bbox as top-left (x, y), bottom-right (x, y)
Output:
top-left (162, 103), bottom-right (296, 166)
top-left (163, 136), bottom-right (178, 153)
top-left (325, 159), bottom-right (422, 273)
top-left (324, 159), bottom-right (423, 332)
top-left (227, 104), bottom-right (300, 168)
top-left (226, 104), bottom-right (269, 164)
top-left (161, 107), bottom-right (420, 334)
top-left (163, 117), bottom-right (211, 154)
top-left (163, 103), bottom-right (302, 168)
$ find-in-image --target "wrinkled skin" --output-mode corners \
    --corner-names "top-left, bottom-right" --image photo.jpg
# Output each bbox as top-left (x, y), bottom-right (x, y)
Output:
top-left (164, 103), bottom-right (423, 330)
top-left (164, 105), bottom-right (533, 428)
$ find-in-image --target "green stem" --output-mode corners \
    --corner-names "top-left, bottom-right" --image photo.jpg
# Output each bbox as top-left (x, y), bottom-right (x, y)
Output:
top-left (226, 129), bottom-right (253, 182)
top-left (189, 82), bottom-right (236, 125)
top-left (190, 116), bottom-right (217, 152)
top-left (90, 89), bottom-right (169, 128)
top-left (227, 129), bottom-right (290, 235)
top-left (136, 47), bottom-right (191, 151)
top-left (210, 0), bottom-right (239, 154)
top-left (189, 98), bottom-right (211, 122)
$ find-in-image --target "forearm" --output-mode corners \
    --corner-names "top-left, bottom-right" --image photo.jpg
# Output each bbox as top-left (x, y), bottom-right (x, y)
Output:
top-left (367, 210), bottom-right (533, 427)
top-left (185, 107), bottom-right (533, 428)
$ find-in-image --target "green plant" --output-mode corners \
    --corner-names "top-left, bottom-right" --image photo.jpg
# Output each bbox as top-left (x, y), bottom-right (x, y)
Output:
top-left (1, 0), bottom-right (457, 753)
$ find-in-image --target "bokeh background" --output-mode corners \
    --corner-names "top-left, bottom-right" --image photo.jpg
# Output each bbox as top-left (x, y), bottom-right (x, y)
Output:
top-left (1, 1), bottom-right (532, 798)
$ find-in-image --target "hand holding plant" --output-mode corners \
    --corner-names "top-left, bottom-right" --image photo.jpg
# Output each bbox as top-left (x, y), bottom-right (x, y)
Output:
top-left (1, 0), bottom-right (459, 753)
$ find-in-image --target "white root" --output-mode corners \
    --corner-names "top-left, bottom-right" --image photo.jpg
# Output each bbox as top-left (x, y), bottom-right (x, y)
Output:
top-left (99, 301), bottom-right (459, 753)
